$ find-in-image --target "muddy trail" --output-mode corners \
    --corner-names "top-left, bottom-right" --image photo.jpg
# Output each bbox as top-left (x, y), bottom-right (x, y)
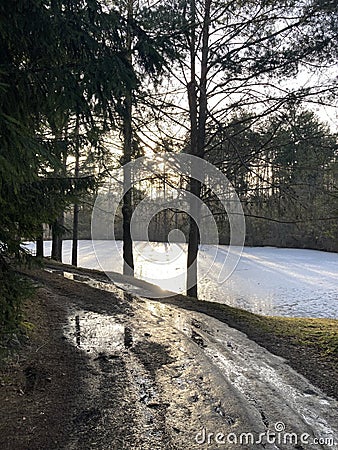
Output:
top-left (1, 268), bottom-right (338, 450)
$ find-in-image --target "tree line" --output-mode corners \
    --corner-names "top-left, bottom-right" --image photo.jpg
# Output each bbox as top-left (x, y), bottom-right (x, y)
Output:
top-left (62, 103), bottom-right (337, 251)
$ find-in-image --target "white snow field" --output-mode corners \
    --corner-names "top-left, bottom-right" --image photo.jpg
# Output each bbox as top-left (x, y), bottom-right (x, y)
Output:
top-left (26, 240), bottom-right (338, 319)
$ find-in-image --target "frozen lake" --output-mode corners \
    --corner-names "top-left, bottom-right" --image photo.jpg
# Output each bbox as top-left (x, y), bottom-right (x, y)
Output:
top-left (27, 240), bottom-right (338, 319)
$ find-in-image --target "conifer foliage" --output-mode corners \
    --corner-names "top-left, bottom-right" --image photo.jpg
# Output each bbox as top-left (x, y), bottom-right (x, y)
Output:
top-left (0, 0), bottom-right (138, 333)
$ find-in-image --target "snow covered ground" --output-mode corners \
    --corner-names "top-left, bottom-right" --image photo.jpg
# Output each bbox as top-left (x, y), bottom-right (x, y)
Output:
top-left (26, 240), bottom-right (338, 319)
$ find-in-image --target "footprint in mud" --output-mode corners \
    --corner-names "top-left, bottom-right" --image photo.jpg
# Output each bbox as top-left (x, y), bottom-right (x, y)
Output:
top-left (191, 330), bottom-right (207, 348)
top-left (192, 318), bottom-right (213, 336)
top-left (191, 318), bottom-right (202, 329)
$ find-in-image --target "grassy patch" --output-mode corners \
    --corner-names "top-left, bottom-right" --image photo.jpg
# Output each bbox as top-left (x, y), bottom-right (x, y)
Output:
top-left (209, 302), bottom-right (338, 356)
top-left (259, 316), bottom-right (338, 356)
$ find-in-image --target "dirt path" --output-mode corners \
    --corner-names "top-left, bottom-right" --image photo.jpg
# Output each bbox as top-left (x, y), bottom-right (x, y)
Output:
top-left (1, 269), bottom-right (338, 449)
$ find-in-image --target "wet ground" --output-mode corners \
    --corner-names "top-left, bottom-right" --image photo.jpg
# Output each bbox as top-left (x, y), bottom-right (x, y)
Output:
top-left (1, 268), bottom-right (338, 449)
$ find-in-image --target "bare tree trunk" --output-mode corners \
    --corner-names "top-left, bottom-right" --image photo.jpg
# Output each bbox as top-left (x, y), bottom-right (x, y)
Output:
top-left (36, 225), bottom-right (44, 258)
top-left (187, 0), bottom-right (198, 297)
top-left (187, 179), bottom-right (201, 297)
top-left (122, 0), bottom-right (134, 276)
top-left (72, 204), bottom-right (79, 266)
top-left (72, 117), bottom-right (80, 266)
top-left (187, 0), bottom-right (211, 298)
top-left (51, 215), bottom-right (64, 261)
top-left (51, 130), bottom-right (67, 263)
top-left (122, 159), bottom-right (134, 275)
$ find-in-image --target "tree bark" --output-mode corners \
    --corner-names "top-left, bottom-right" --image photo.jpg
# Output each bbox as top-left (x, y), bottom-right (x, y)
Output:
top-left (72, 203), bottom-right (79, 266)
top-left (186, 0), bottom-right (211, 298)
top-left (186, 0), bottom-right (198, 297)
top-left (51, 215), bottom-right (64, 261)
top-left (122, 0), bottom-right (134, 276)
top-left (72, 117), bottom-right (80, 266)
top-left (51, 129), bottom-right (66, 263)
top-left (36, 226), bottom-right (44, 258)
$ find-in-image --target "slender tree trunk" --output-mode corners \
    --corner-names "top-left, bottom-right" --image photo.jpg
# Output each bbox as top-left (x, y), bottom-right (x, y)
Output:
top-left (187, 178), bottom-right (201, 297)
top-left (187, 0), bottom-right (198, 297)
top-left (186, 0), bottom-right (211, 298)
top-left (51, 130), bottom-right (67, 263)
top-left (122, 0), bottom-right (134, 276)
top-left (163, 166), bottom-right (169, 241)
top-left (72, 117), bottom-right (80, 266)
top-left (72, 204), bottom-right (79, 266)
top-left (51, 215), bottom-right (64, 261)
top-left (122, 158), bottom-right (134, 275)
top-left (36, 225), bottom-right (44, 258)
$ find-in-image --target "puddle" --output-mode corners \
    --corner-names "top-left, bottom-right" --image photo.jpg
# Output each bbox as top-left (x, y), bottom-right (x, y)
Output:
top-left (65, 311), bottom-right (126, 354)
